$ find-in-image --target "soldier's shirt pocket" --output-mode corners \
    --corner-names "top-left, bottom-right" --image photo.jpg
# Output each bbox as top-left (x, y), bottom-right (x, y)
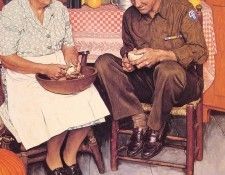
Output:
top-left (164, 34), bottom-right (185, 49)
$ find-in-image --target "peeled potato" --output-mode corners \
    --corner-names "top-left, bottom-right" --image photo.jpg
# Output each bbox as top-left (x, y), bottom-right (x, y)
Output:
top-left (128, 51), bottom-right (144, 61)
top-left (56, 65), bottom-right (80, 81)
top-left (66, 66), bottom-right (76, 75)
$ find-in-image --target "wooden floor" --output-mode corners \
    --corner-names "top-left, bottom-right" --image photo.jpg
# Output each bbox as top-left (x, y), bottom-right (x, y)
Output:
top-left (29, 111), bottom-right (225, 175)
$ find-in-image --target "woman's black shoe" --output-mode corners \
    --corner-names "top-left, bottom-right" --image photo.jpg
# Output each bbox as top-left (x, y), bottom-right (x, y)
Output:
top-left (61, 154), bottom-right (82, 175)
top-left (64, 163), bottom-right (82, 175)
top-left (43, 160), bottom-right (70, 175)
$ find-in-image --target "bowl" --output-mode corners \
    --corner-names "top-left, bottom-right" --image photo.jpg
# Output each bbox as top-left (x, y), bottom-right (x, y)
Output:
top-left (128, 51), bottom-right (144, 62)
top-left (36, 66), bottom-right (97, 95)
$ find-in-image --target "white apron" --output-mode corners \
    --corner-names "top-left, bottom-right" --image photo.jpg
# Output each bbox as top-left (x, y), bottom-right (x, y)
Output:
top-left (0, 51), bottom-right (109, 149)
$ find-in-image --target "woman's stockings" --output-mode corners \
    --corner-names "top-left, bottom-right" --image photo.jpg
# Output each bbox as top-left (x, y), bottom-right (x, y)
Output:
top-left (63, 127), bottom-right (90, 166)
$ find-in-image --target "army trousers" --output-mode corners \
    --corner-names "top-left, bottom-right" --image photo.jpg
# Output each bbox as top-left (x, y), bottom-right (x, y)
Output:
top-left (95, 54), bottom-right (203, 130)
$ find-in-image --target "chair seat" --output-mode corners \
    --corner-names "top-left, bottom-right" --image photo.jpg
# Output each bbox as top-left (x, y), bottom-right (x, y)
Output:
top-left (141, 99), bottom-right (201, 116)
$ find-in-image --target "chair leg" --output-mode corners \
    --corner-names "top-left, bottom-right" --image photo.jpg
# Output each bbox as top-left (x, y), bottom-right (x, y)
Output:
top-left (89, 142), bottom-right (105, 174)
top-left (196, 102), bottom-right (203, 161)
top-left (111, 120), bottom-right (119, 171)
top-left (88, 129), bottom-right (105, 174)
top-left (203, 105), bottom-right (210, 123)
top-left (186, 104), bottom-right (195, 175)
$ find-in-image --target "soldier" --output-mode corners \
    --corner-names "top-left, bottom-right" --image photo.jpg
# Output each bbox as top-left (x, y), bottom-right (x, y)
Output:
top-left (96, 0), bottom-right (208, 159)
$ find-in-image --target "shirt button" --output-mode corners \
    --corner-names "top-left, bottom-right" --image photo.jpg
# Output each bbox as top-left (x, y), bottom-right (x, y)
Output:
top-left (47, 46), bottom-right (52, 49)
top-left (46, 34), bottom-right (51, 38)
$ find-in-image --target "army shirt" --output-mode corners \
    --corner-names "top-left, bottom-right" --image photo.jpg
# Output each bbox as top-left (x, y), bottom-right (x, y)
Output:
top-left (120, 0), bottom-right (208, 68)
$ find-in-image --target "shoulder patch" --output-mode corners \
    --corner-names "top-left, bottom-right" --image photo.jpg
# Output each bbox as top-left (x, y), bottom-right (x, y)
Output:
top-left (188, 10), bottom-right (197, 21)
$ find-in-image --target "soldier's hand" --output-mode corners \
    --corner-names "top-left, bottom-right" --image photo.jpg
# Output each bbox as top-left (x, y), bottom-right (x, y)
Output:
top-left (122, 56), bottom-right (135, 72)
top-left (131, 48), bottom-right (176, 69)
top-left (130, 48), bottom-right (160, 69)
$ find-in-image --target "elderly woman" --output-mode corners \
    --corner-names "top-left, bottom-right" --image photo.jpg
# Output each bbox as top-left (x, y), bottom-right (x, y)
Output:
top-left (0, 0), bottom-right (109, 174)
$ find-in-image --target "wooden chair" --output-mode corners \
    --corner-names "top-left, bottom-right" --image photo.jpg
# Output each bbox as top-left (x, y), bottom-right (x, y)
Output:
top-left (0, 52), bottom-right (105, 174)
top-left (111, 100), bottom-right (203, 175)
top-left (110, 5), bottom-right (204, 175)
top-left (0, 124), bottom-right (105, 174)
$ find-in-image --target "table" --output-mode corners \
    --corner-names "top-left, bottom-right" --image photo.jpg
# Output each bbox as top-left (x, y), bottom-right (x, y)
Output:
top-left (69, 2), bottom-right (217, 92)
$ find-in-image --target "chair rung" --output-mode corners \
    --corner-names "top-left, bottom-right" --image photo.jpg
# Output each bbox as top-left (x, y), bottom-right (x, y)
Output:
top-left (166, 135), bottom-right (186, 142)
top-left (27, 155), bottom-right (46, 164)
top-left (165, 143), bottom-right (186, 150)
top-left (119, 129), bottom-right (132, 134)
top-left (118, 156), bottom-right (186, 169)
top-left (20, 147), bottom-right (47, 156)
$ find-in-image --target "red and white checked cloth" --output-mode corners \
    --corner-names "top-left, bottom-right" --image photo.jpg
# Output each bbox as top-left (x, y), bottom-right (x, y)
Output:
top-left (69, 5), bottom-right (123, 60)
top-left (69, 5), bottom-right (123, 35)
top-left (69, 2), bottom-right (216, 92)
top-left (201, 1), bottom-right (217, 92)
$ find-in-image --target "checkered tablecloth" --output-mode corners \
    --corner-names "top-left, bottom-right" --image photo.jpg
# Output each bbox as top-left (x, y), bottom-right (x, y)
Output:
top-left (69, 5), bottom-right (123, 60)
top-left (69, 3), bottom-right (216, 91)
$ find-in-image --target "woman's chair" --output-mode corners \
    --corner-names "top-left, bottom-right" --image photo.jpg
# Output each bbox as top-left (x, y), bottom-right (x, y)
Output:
top-left (0, 125), bottom-right (105, 174)
top-left (110, 5), bottom-right (204, 175)
top-left (0, 51), bottom-right (105, 174)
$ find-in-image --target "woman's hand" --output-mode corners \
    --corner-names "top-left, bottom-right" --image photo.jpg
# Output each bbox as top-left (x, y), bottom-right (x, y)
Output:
top-left (122, 56), bottom-right (135, 72)
top-left (43, 64), bottom-right (67, 80)
top-left (64, 57), bottom-right (79, 66)
top-left (62, 46), bottom-right (81, 72)
top-left (65, 58), bottom-right (81, 73)
top-left (62, 46), bottom-right (79, 67)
